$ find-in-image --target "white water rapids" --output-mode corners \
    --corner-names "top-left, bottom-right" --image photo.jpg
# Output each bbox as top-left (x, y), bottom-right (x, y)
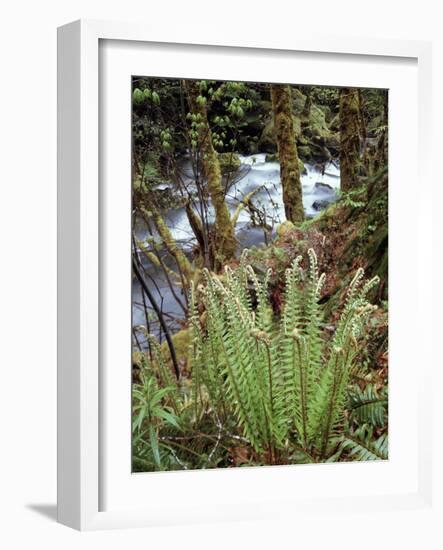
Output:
top-left (133, 153), bottom-right (340, 341)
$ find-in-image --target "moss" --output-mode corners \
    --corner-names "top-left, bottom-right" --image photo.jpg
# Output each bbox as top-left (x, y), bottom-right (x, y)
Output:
top-left (132, 350), bottom-right (144, 369)
top-left (149, 207), bottom-right (193, 283)
top-left (261, 86), bottom-right (337, 167)
top-left (232, 186), bottom-right (263, 227)
top-left (218, 152), bottom-right (241, 175)
top-left (329, 113), bottom-right (340, 132)
top-left (309, 105), bottom-right (330, 137)
top-left (292, 87), bottom-right (331, 139)
top-left (185, 202), bottom-right (205, 251)
top-left (184, 80), bottom-right (237, 265)
top-left (134, 329), bottom-right (192, 380)
top-left (292, 116), bottom-right (302, 138)
top-left (339, 88), bottom-right (362, 191)
top-left (271, 84), bottom-right (304, 224)
top-left (319, 167), bottom-right (388, 299)
top-left (258, 117), bottom-right (277, 152)
top-left (292, 87), bottom-right (307, 113)
top-left (304, 203), bottom-right (338, 230)
top-left (265, 152), bottom-right (278, 162)
top-left (259, 114), bottom-right (302, 153)
top-left (297, 145), bottom-right (313, 162)
top-left (161, 328), bottom-right (191, 366)
top-left (276, 220), bottom-right (295, 237)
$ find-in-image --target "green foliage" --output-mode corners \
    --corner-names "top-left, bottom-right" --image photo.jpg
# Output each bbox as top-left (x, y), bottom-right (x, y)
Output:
top-left (348, 384), bottom-right (388, 428)
top-left (132, 249), bottom-right (387, 470)
top-left (340, 425), bottom-right (388, 461)
top-left (190, 249), bottom-right (381, 461)
top-left (132, 87), bottom-right (160, 105)
top-left (132, 355), bottom-right (181, 471)
top-left (338, 186), bottom-right (366, 208)
top-left (133, 87), bottom-right (144, 104)
top-left (130, 76), bottom-right (389, 470)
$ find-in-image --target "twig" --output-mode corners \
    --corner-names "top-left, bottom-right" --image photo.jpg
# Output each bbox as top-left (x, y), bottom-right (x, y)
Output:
top-left (132, 258), bottom-right (180, 379)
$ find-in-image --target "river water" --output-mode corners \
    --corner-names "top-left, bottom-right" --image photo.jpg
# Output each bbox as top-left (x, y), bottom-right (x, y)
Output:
top-left (132, 153), bottom-right (340, 344)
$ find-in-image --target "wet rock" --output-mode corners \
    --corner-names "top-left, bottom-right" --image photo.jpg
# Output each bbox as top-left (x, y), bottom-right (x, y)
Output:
top-left (153, 186), bottom-right (184, 209)
top-left (297, 145), bottom-right (313, 162)
top-left (312, 198), bottom-right (334, 211)
top-left (314, 181), bottom-right (335, 195)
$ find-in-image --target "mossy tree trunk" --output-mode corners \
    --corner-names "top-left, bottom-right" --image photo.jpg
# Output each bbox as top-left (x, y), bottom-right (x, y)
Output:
top-left (270, 84), bottom-right (304, 224)
top-left (147, 206), bottom-right (193, 285)
top-left (183, 80), bottom-right (237, 266)
top-left (339, 87), bottom-right (362, 192)
top-left (374, 90), bottom-right (388, 173)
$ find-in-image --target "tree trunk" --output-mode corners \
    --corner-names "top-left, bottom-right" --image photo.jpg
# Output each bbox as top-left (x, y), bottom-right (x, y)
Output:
top-left (183, 80), bottom-right (237, 266)
top-left (145, 206), bottom-right (193, 285)
top-left (339, 87), bottom-right (361, 192)
top-left (270, 84), bottom-right (304, 224)
top-left (374, 90), bottom-right (388, 173)
top-left (185, 201), bottom-right (206, 254)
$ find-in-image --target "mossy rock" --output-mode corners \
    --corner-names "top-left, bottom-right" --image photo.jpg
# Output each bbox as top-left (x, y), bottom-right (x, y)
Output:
top-left (292, 88), bottom-right (307, 113)
top-left (324, 133), bottom-right (340, 151)
top-left (265, 152), bottom-right (279, 162)
top-left (298, 145), bottom-right (313, 162)
top-left (258, 117), bottom-right (277, 153)
top-left (292, 116), bottom-right (302, 138)
top-left (160, 328), bottom-right (192, 371)
top-left (258, 115), bottom-right (302, 153)
top-left (218, 152), bottom-right (241, 175)
top-left (291, 88), bottom-right (331, 139)
top-left (276, 220), bottom-right (295, 237)
top-left (317, 104), bottom-right (332, 121)
top-left (258, 89), bottom-right (336, 164)
top-left (329, 113), bottom-right (340, 132)
top-left (309, 105), bottom-right (331, 138)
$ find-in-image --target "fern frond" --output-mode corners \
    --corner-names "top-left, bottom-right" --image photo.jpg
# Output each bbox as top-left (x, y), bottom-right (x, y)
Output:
top-left (188, 248), bottom-right (381, 463)
top-left (348, 384), bottom-right (388, 428)
top-left (341, 425), bottom-right (388, 461)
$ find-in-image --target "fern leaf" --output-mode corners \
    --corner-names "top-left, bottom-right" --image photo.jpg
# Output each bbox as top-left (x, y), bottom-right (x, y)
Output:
top-left (348, 384), bottom-right (388, 428)
top-left (341, 425), bottom-right (388, 460)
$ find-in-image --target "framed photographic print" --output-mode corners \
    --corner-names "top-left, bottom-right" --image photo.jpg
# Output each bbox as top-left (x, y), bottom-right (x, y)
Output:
top-left (58, 20), bottom-right (437, 534)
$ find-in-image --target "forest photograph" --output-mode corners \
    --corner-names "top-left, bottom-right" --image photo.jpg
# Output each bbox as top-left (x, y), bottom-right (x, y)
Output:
top-left (131, 77), bottom-right (388, 472)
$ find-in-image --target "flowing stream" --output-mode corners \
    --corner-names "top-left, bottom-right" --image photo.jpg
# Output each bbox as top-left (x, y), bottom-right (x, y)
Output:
top-left (132, 153), bottom-right (340, 345)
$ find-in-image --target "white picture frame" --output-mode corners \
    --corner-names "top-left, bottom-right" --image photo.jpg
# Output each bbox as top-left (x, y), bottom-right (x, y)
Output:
top-left (57, 19), bottom-right (437, 533)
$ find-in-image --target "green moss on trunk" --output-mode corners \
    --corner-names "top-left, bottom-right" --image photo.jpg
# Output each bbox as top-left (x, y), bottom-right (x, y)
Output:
top-left (185, 202), bottom-right (205, 253)
top-left (150, 207), bottom-right (193, 283)
top-left (339, 88), bottom-right (361, 191)
top-left (271, 84), bottom-right (304, 224)
top-left (183, 80), bottom-right (237, 266)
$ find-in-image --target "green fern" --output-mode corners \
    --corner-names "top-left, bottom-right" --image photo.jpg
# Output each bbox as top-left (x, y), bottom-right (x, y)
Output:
top-left (190, 248), bottom-right (381, 462)
top-left (340, 425), bottom-right (388, 461)
top-left (348, 384), bottom-right (388, 428)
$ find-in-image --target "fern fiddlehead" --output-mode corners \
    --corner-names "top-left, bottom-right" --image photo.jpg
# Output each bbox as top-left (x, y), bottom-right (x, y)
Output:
top-left (188, 248), bottom-right (381, 462)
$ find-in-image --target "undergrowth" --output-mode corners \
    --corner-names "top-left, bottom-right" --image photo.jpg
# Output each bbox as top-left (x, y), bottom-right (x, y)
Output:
top-left (133, 249), bottom-right (388, 471)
